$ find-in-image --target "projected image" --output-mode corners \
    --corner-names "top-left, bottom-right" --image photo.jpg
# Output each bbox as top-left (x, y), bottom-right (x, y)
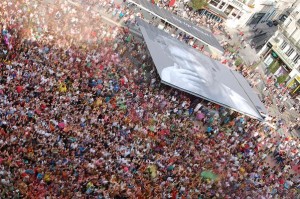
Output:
top-left (155, 35), bottom-right (218, 91)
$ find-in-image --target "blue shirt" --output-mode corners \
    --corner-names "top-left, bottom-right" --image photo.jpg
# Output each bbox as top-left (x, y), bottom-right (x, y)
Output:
top-left (207, 126), bottom-right (213, 133)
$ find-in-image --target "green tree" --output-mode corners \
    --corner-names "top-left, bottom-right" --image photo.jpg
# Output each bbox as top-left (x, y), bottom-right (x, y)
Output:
top-left (276, 74), bottom-right (288, 84)
top-left (234, 57), bottom-right (243, 66)
top-left (190, 0), bottom-right (208, 10)
top-left (268, 60), bottom-right (280, 74)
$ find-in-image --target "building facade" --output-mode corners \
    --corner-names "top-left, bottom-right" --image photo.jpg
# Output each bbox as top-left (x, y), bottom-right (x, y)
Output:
top-left (199, 0), bottom-right (253, 24)
top-left (201, 0), bottom-right (296, 28)
top-left (273, 0), bottom-right (299, 20)
top-left (242, 0), bottom-right (276, 26)
top-left (259, 4), bottom-right (300, 97)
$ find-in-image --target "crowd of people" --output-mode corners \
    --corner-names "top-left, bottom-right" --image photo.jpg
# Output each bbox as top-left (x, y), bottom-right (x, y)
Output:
top-left (0, 0), bottom-right (299, 198)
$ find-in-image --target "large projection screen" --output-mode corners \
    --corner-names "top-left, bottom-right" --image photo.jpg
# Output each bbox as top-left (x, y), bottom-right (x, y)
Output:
top-left (136, 18), bottom-right (266, 120)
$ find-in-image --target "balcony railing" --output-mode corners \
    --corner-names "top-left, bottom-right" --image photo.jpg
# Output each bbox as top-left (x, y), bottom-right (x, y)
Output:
top-left (272, 45), bottom-right (296, 70)
top-left (228, 0), bottom-right (250, 11)
top-left (290, 37), bottom-right (298, 45)
top-left (278, 24), bottom-right (300, 51)
top-left (279, 24), bottom-right (289, 37)
top-left (291, 11), bottom-right (299, 19)
top-left (230, 0), bottom-right (244, 8)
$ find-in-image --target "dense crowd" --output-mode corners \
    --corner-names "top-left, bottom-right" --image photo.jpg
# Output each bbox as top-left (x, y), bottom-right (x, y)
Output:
top-left (0, 0), bottom-right (299, 198)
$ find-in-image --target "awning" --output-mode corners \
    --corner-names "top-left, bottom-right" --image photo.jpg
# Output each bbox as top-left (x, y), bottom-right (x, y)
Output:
top-left (136, 18), bottom-right (267, 120)
top-left (128, 0), bottom-right (224, 54)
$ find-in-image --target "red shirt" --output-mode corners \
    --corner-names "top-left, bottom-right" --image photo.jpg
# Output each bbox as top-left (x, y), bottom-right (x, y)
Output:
top-left (279, 178), bottom-right (285, 184)
top-left (171, 189), bottom-right (177, 199)
top-left (40, 104), bottom-right (47, 110)
top-left (35, 109), bottom-right (41, 115)
top-left (16, 85), bottom-right (24, 93)
top-left (120, 78), bottom-right (125, 86)
top-left (21, 172), bottom-right (28, 178)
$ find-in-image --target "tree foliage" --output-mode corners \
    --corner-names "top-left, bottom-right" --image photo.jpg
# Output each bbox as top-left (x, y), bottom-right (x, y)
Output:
top-left (277, 74), bottom-right (288, 84)
top-left (234, 57), bottom-right (243, 66)
top-left (269, 60), bottom-right (280, 74)
top-left (190, 0), bottom-right (208, 10)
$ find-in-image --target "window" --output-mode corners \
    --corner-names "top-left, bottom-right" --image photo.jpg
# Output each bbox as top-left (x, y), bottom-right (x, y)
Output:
top-left (280, 41), bottom-right (287, 50)
top-left (210, 0), bottom-right (221, 7)
top-left (292, 53), bottom-right (300, 64)
top-left (219, 2), bottom-right (226, 9)
top-left (285, 19), bottom-right (292, 27)
top-left (224, 5), bottom-right (234, 15)
top-left (285, 47), bottom-right (294, 57)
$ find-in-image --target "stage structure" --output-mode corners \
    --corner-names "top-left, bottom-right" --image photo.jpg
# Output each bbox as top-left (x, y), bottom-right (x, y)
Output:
top-left (136, 17), bottom-right (267, 121)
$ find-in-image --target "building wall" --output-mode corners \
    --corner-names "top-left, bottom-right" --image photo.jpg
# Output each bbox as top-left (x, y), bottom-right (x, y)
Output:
top-left (240, 0), bottom-right (277, 26)
top-left (280, 7), bottom-right (300, 70)
top-left (276, 36), bottom-right (300, 70)
top-left (273, 0), bottom-right (300, 20)
top-left (209, 0), bottom-right (298, 28)
top-left (207, 0), bottom-right (249, 18)
top-left (259, 2), bottom-right (300, 89)
top-left (218, 0), bottom-right (277, 28)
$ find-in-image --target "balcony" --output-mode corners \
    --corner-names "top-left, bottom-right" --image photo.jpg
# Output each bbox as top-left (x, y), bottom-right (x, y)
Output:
top-left (228, 0), bottom-right (251, 12)
top-left (278, 24), bottom-right (300, 51)
top-left (279, 24), bottom-right (290, 37)
top-left (272, 45), bottom-right (296, 70)
top-left (230, 0), bottom-right (244, 8)
top-left (291, 11), bottom-right (299, 19)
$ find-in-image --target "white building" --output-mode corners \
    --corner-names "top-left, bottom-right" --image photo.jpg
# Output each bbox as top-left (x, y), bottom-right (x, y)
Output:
top-left (259, 2), bottom-right (300, 97)
top-left (239, 0), bottom-right (276, 26)
top-left (205, 0), bottom-right (253, 22)
top-left (201, 0), bottom-right (292, 28)
top-left (273, 0), bottom-right (298, 20)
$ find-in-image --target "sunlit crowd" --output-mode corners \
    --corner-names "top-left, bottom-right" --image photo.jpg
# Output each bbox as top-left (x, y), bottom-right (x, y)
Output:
top-left (0, 0), bottom-right (299, 198)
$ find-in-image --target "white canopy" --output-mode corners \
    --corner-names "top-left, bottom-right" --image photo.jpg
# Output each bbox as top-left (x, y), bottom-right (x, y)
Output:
top-left (137, 18), bottom-right (268, 121)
